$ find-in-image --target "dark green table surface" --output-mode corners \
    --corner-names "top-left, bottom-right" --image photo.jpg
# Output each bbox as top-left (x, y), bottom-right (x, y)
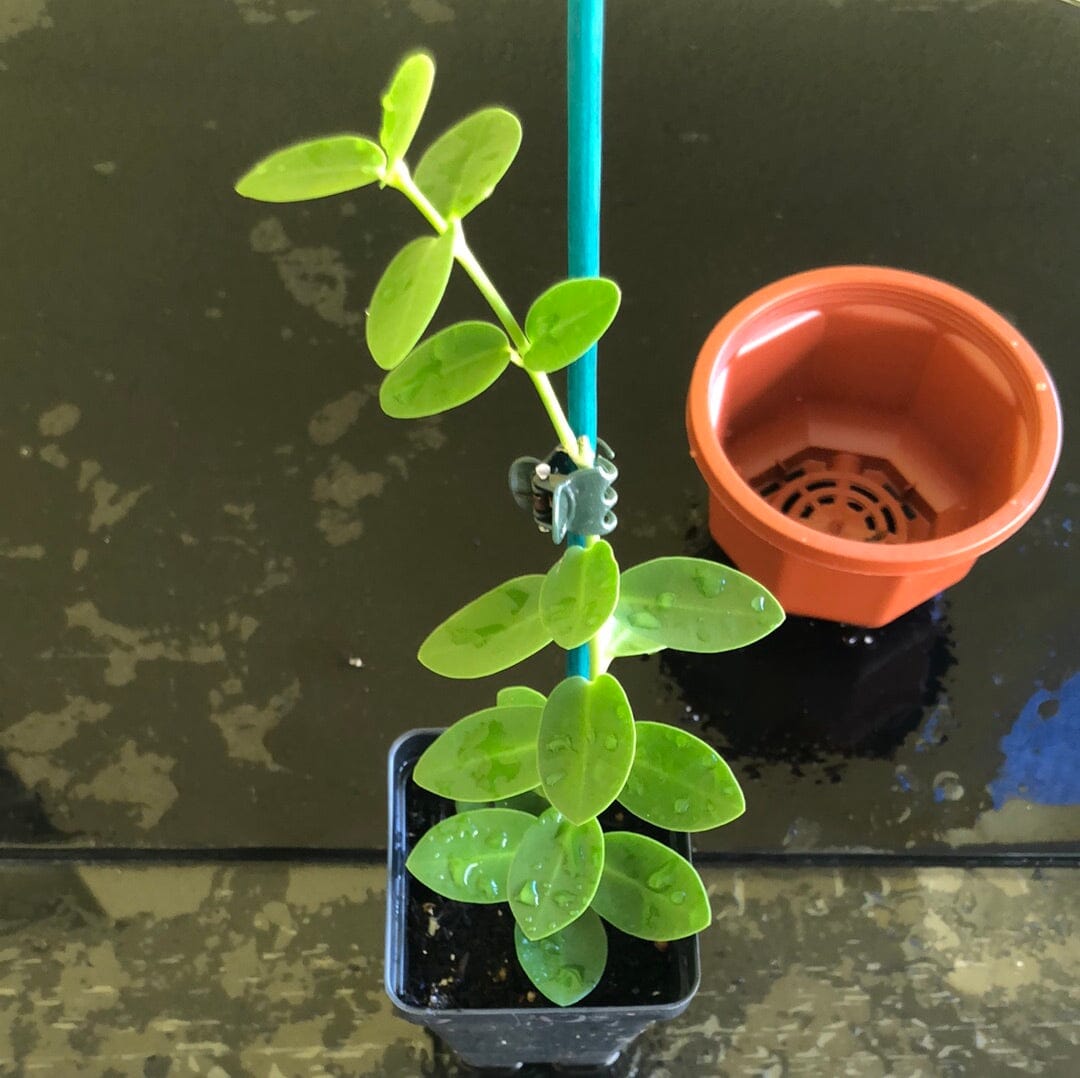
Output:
top-left (2, 1), bottom-right (1079, 1072)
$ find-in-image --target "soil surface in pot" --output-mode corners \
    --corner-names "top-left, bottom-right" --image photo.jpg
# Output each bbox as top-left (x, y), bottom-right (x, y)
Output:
top-left (401, 760), bottom-right (696, 1010)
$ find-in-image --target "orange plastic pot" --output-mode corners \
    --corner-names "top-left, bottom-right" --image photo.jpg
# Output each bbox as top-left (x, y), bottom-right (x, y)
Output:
top-left (686, 267), bottom-right (1062, 627)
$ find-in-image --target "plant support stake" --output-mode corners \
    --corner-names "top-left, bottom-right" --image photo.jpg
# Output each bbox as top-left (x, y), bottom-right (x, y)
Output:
top-left (566, 0), bottom-right (605, 680)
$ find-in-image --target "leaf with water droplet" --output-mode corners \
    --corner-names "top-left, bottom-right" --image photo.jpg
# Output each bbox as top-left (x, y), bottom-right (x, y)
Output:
top-left (235, 135), bottom-right (385, 203)
top-left (379, 320), bottom-right (511, 418)
top-left (522, 278), bottom-right (622, 374)
top-left (406, 808), bottom-right (534, 904)
top-left (514, 908), bottom-right (607, 1007)
top-left (538, 674), bottom-right (635, 824)
top-left (539, 540), bottom-right (619, 649)
top-left (414, 107), bottom-right (521, 219)
top-left (590, 832), bottom-right (710, 940)
top-left (508, 808), bottom-right (604, 941)
top-left (366, 230), bottom-right (456, 371)
top-left (414, 705), bottom-right (542, 800)
top-left (609, 557), bottom-right (783, 657)
top-left (379, 51), bottom-right (435, 164)
top-left (418, 574), bottom-right (551, 679)
top-left (617, 722), bottom-right (744, 831)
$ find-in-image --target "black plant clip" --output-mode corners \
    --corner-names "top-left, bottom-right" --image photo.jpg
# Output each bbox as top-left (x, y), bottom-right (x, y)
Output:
top-left (508, 440), bottom-right (618, 543)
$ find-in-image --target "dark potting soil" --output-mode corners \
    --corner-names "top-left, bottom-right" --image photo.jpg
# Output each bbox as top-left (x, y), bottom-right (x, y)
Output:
top-left (400, 755), bottom-right (696, 1011)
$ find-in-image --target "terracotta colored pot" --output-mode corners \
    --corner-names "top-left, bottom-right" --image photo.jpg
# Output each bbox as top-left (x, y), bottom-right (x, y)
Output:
top-left (686, 267), bottom-right (1062, 627)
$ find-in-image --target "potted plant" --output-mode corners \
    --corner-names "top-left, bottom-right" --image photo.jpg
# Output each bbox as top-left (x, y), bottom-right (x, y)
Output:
top-left (235, 51), bottom-right (784, 1068)
top-left (687, 267), bottom-right (1062, 627)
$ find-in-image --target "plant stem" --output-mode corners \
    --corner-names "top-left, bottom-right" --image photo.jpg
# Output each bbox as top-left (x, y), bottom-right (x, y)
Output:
top-left (386, 162), bottom-right (586, 467)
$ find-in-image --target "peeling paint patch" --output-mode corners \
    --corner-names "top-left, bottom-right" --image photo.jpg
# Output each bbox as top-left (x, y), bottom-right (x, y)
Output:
top-left (0, 696), bottom-right (111, 754)
top-left (408, 0), bottom-right (455, 23)
top-left (77, 866), bottom-right (216, 920)
top-left (308, 390), bottom-right (370, 446)
top-left (209, 679), bottom-right (300, 771)
top-left (77, 460), bottom-right (151, 533)
top-left (0, 542), bottom-right (44, 559)
top-left (942, 797), bottom-right (1080, 845)
top-left (38, 443), bottom-right (69, 468)
top-left (64, 601), bottom-right (226, 686)
top-left (249, 216), bottom-right (361, 330)
top-left (70, 740), bottom-right (178, 829)
top-left (38, 402), bottom-right (80, 437)
top-left (0, 0), bottom-right (53, 43)
top-left (312, 456), bottom-right (385, 546)
top-left (284, 868), bottom-right (367, 912)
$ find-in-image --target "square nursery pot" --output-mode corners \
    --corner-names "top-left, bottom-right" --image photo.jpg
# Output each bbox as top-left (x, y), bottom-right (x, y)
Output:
top-left (385, 729), bottom-right (701, 1070)
top-left (686, 266), bottom-right (1062, 627)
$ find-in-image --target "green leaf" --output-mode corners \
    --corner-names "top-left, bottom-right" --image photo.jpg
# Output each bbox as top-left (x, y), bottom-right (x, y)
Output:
top-left (379, 320), bottom-right (511, 419)
top-left (406, 808), bottom-right (534, 903)
top-left (590, 832), bottom-right (711, 941)
top-left (508, 808), bottom-right (605, 941)
top-left (379, 51), bottom-right (435, 164)
top-left (455, 788), bottom-right (550, 816)
top-left (539, 541), bottom-right (619, 650)
top-left (235, 136), bottom-right (385, 202)
top-left (366, 230), bottom-right (455, 371)
top-left (497, 686), bottom-right (547, 709)
top-left (538, 674), bottom-right (635, 825)
top-left (618, 722), bottom-right (745, 832)
top-left (612, 557), bottom-right (784, 655)
top-left (523, 278), bottom-right (622, 374)
top-left (413, 705), bottom-right (542, 800)
top-left (515, 908), bottom-right (607, 1007)
top-left (414, 107), bottom-right (521, 219)
top-left (418, 574), bottom-right (552, 679)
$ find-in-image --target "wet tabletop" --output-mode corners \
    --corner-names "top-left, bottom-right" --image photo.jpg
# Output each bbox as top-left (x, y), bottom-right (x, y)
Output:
top-left (0, 861), bottom-right (1076, 1075)
top-left (1, 0), bottom-right (1078, 853)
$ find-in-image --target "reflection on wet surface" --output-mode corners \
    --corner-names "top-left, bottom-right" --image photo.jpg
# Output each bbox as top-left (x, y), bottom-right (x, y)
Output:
top-left (0, 0), bottom-right (1077, 854)
top-left (0, 861), bottom-right (1077, 1075)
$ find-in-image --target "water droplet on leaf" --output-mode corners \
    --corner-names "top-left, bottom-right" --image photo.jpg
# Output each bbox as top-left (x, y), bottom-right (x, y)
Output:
top-left (517, 881), bottom-right (541, 907)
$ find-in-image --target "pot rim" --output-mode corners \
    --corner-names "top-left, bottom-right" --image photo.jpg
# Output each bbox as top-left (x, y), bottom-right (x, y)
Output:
top-left (385, 727), bottom-right (702, 1020)
top-left (687, 265), bottom-right (1063, 575)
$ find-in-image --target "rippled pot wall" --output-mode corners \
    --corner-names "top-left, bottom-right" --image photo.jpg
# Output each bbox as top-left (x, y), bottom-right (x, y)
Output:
top-left (384, 730), bottom-right (701, 1070)
top-left (687, 266), bottom-right (1062, 627)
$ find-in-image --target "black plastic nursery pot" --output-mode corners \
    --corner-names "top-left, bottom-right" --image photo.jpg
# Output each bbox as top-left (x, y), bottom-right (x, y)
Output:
top-left (384, 730), bottom-right (701, 1070)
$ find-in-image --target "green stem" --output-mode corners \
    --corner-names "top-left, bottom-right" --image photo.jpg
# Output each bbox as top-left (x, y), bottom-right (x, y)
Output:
top-left (386, 162), bottom-right (585, 466)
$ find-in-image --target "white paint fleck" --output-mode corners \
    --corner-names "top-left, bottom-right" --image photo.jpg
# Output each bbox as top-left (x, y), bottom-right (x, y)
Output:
top-left (92, 161), bottom-right (117, 176)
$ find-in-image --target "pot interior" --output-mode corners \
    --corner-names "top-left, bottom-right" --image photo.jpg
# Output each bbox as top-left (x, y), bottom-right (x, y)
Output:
top-left (709, 291), bottom-right (1046, 545)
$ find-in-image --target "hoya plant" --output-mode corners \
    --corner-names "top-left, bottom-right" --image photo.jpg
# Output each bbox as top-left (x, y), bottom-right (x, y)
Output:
top-left (236, 51), bottom-right (783, 1007)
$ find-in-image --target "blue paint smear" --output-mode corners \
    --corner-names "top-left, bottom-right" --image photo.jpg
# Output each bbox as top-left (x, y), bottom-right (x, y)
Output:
top-left (989, 672), bottom-right (1080, 808)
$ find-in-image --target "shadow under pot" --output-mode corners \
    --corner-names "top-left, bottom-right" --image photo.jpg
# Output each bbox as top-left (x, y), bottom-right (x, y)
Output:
top-left (686, 266), bottom-right (1063, 627)
top-left (384, 730), bottom-right (700, 1071)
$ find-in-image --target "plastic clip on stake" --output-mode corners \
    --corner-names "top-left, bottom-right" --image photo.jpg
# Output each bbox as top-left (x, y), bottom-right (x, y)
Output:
top-left (509, 440), bottom-right (618, 544)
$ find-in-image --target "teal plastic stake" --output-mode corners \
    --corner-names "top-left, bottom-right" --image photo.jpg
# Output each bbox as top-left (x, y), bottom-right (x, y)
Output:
top-left (566, 0), bottom-right (604, 680)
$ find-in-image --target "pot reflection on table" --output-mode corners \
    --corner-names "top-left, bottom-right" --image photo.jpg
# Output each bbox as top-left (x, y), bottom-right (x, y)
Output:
top-left (661, 544), bottom-right (956, 783)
